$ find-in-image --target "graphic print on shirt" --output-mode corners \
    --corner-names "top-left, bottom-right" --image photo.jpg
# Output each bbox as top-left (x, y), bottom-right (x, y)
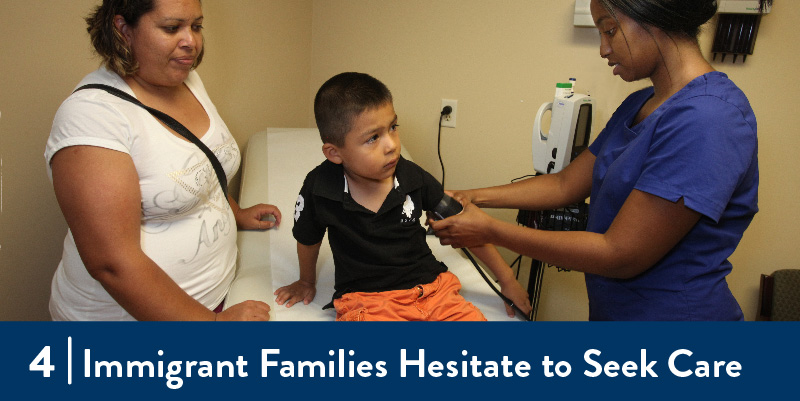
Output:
top-left (295, 194), bottom-right (305, 222)
top-left (400, 195), bottom-right (417, 224)
top-left (142, 137), bottom-right (238, 263)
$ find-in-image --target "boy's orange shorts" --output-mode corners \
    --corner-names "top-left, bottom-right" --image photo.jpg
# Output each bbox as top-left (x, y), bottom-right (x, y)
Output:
top-left (333, 271), bottom-right (487, 321)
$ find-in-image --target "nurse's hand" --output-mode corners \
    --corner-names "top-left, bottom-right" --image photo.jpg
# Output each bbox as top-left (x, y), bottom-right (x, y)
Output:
top-left (446, 189), bottom-right (475, 205)
top-left (429, 201), bottom-right (495, 249)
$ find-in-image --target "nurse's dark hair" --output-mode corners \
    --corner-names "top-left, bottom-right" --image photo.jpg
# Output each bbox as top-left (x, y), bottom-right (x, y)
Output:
top-left (597, 0), bottom-right (770, 39)
top-left (598, 0), bottom-right (772, 39)
top-left (596, 0), bottom-right (716, 39)
top-left (85, 0), bottom-right (204, 77)
top-left (314, 72), bottom-right (393, 147)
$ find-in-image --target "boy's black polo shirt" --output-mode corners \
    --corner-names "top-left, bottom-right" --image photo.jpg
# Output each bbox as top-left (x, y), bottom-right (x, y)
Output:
top-left (292, 157), bottom-right (447, 304)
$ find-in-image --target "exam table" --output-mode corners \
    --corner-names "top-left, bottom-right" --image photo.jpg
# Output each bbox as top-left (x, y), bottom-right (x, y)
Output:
top-left (226, 128), bottom-right (522, 321)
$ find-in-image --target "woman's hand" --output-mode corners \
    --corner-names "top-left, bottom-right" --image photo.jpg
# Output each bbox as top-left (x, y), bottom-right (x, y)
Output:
top-left (429, 201), bottom-right (497, 248)
top-left (215, 300), bottom-right (271, 321)
top-left (234, 203), bottom-right (282, 230)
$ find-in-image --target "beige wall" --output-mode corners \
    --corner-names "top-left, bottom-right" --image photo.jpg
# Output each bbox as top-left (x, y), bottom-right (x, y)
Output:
top-left (1, 0), bottom-right (797, 321)
top-left (1, 0), bottom-right (100, 320)
top-left (201, 0), bottom-right (313, 195)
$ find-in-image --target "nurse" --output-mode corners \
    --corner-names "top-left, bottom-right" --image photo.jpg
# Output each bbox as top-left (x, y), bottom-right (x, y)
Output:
top-left (430, 0), bottom-right (761, 320)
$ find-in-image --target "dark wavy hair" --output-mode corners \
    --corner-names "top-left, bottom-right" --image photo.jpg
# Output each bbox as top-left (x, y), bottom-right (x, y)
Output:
top-left (314, 72), bottom-right (393, 147)
top-left (85, 0), bottom-right (204, 76)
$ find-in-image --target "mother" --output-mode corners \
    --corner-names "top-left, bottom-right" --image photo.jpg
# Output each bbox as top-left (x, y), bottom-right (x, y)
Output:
top-left (45, 0), bottom-right (279, 320)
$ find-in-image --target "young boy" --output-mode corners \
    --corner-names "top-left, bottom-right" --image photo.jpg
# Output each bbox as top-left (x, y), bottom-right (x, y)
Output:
top-left (274, 72), bottom-right (530, 321)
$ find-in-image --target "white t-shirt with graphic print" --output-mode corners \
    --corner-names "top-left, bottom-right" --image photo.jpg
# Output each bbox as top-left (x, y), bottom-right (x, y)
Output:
top-left (45, 67), bottom-right (239, 321)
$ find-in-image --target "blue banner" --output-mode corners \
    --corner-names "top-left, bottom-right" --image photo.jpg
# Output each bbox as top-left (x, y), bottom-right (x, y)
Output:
top-left (1, 322), bottom-right (796, 400)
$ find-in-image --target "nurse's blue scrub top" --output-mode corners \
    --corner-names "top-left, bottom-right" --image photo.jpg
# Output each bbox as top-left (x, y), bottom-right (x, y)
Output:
top-left (585, 72), bottom-right (758, 321)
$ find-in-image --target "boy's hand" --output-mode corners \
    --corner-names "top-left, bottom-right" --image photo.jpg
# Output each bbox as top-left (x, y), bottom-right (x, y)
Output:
top-left (498, 278), bottom-right (532, 318)
top-left (274, 280), bottom-right (317, 307)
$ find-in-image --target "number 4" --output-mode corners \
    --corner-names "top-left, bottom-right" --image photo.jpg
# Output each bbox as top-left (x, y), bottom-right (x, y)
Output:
top-left (30, 346), bottom-right (55, 377)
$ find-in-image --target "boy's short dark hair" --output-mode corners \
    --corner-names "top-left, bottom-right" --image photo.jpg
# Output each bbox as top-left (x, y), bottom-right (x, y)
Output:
top-left (314, 72), bottom-right (393, 147)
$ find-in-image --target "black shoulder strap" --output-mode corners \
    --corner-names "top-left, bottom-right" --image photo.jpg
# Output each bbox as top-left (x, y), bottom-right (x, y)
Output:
top-left (73, 83), bottom-right (228, 199)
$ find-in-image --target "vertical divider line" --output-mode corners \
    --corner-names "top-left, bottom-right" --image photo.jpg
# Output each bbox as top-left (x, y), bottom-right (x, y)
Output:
top-left (68, 336), bottom-right (72, 385)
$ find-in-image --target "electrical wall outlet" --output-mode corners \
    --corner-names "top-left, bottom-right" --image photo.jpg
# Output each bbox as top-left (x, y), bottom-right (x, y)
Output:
top-left (441, 99), bottom-right (457, 128)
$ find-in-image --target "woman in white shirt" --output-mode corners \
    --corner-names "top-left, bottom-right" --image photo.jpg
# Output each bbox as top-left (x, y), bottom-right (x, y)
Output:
top-left (45, 0), bottom-right (279, 321)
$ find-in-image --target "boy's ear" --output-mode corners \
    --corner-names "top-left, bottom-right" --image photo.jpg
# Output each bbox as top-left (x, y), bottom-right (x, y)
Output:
top-left (322, 143), bottom-right (343, 164)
